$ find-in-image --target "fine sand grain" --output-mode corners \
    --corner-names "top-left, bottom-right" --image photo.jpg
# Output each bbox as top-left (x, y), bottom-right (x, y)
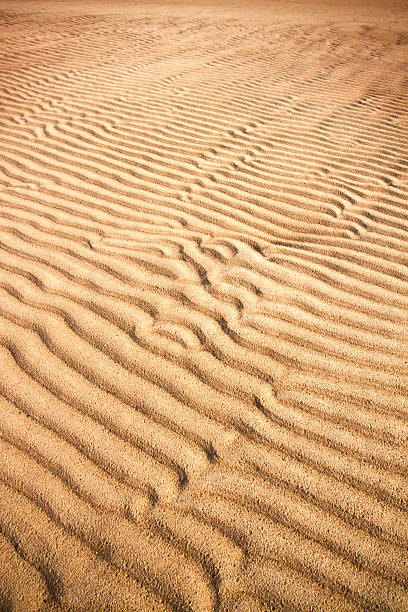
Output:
top-left (0, 1), bottom-right (407, 610)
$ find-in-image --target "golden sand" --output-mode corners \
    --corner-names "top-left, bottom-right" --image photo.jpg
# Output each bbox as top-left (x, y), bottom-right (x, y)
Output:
top-left (0, 1), bottom-right (407, 609)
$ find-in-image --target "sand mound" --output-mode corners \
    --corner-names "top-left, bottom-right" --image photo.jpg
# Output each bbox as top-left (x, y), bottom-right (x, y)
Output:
top-left (0, 1), bottom-right (407, 610)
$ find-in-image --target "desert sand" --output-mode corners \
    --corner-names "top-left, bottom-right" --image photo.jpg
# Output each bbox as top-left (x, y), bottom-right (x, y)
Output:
top-left (0, 0), bottom-right (407, 610)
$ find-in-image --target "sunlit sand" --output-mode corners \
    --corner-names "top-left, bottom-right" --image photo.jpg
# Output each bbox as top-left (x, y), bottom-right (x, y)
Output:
top-left (0, 1), bottom-right (407, 610)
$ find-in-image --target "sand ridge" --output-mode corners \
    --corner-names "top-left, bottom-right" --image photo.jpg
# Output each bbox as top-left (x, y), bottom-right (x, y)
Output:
top-left (0, 1), bottom-right (407, 610)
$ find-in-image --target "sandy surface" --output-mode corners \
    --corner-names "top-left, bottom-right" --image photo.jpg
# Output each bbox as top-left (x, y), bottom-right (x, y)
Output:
top-left (0, 1), bottom-right (407, 610)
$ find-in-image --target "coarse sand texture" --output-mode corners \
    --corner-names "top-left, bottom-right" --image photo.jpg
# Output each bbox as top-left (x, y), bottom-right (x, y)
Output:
top-left (0, 1), bottom-right (407, 610)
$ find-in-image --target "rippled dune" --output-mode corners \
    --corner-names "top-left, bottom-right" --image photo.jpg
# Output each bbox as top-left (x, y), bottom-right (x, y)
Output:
top-left (0, 1), bottom-right (407, 610)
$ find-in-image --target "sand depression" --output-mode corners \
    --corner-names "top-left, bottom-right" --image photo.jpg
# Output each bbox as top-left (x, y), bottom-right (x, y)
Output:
top-left (0, 0), bottom-right (407, 610)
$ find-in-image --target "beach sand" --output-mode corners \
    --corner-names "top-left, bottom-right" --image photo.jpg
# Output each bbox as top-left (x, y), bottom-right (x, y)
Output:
top-left (0, 1), bottom-right (407, 609)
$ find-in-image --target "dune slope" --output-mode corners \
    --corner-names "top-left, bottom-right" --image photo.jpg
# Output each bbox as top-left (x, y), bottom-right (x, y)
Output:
top-left (0, 1), bottom-right (407, 610)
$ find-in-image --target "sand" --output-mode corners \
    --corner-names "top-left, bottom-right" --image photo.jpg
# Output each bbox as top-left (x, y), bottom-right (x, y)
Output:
top-left (0, 0), bottom-right (407, 610)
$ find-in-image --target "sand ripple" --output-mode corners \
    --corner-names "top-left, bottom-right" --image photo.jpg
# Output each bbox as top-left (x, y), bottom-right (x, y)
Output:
top-left (0, 2), bottom-right (407, 610)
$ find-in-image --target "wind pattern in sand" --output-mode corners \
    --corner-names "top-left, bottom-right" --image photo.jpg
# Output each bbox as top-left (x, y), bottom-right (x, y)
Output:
top-left (0, 5), bottom-right (407, 611)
